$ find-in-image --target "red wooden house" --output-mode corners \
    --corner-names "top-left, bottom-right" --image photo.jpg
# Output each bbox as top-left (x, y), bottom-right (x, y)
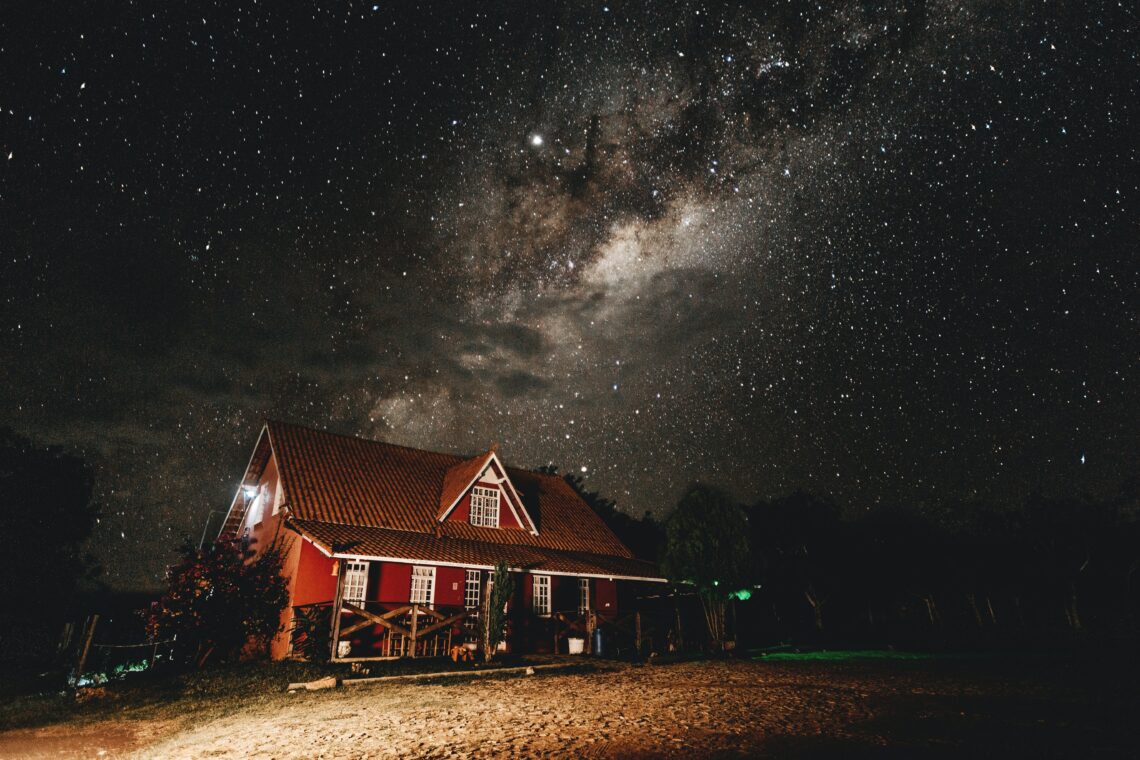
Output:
top-left (217, 421), bottom-right (665, 659)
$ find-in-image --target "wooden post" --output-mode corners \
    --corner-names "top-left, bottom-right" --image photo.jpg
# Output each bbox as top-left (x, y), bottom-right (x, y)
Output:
top-left (635, 611), bottom-right (642, 655)
top-left (74, 614), bottom-right (99, 684)
top-left (585, 610), bottom-right (596, 655)
top-left (329, 561), bottom-right (346, 661)
top-left (480, 575), bottom-right (492, 660)
top-left (410, 604), bottom-right (418, 658)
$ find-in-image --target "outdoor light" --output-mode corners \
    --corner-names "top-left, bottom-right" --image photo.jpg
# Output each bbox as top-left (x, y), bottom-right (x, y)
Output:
top-left (243, 485), bottom-right (259, 499)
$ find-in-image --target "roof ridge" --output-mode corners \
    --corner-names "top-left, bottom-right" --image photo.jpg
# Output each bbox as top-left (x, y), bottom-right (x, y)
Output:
top-left (266, 419), bottom-right (472, 461)
top-left (266, 419), bottom-right (573, 484)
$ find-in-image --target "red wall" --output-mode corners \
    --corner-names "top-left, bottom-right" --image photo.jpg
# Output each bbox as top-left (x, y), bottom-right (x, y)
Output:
top-left (595, 578), bottom-right (617, 613)
top-left (445, 481), bottom-right (523, 529)
top-left (435, 566), bottom-right (466, 607)
top-left (293, 540), bottom-right (337, 605)
top-left (377, 561), bottom-right (413, 604)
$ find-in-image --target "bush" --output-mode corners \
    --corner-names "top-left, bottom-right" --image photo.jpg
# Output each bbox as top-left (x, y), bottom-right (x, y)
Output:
top-left (147, 539), bottom-right (289, 667)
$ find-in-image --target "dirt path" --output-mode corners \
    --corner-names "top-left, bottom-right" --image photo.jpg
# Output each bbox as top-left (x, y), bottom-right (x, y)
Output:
top-left (0, 659), bottom-right (1134, 758)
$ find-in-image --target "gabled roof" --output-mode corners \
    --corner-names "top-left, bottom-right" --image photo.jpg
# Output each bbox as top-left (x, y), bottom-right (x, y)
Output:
top-left (258, 420), bottom-right (637, 559)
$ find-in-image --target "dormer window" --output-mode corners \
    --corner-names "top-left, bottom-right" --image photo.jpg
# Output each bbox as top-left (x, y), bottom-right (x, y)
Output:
top-left (469, 486), bottom-right (500, 527)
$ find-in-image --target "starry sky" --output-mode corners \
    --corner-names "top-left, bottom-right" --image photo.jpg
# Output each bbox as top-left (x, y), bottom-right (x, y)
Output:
top-left (2, 1), bottom-right (1136, 590)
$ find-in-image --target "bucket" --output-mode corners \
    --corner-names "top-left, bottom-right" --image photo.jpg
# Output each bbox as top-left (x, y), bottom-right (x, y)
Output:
top-left (567, 637), bottom-right (585, 655)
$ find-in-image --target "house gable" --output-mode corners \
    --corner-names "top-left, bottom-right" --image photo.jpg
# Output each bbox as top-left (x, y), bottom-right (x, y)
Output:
top-left (437, 452), bottom-right (537, 534)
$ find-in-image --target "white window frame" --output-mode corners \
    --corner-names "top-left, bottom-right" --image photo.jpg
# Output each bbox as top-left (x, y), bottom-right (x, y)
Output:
top-left (464, 569), bottom-right (481, 610)
top-left (343, 561), bottom-right (369, 606)
top-left (469, 486), bottom-right (501, 528)
top-left (578, 578), bottom-right (590, 616)
top-left (409, 565), bottom-right (435, 606)
top-left (532, 575), bottom-right (551, 617)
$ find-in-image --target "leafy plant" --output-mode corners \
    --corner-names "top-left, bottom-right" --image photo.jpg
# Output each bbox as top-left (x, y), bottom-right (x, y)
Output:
top-left (482, 561), bottom-right (514, 662)
top-left (147, 538), bottom-right (289, 667)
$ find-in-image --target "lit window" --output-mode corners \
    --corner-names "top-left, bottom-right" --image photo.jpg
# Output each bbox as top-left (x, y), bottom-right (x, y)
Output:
top-left (464, 569), bottom-right (481, 610)
top-left (532, 575), bottom-right (550, 617)
top-left (410, 565), bottom-right (435, 605)
top-left (343, 561), bottom-right (369, 606)
top-left (578, 578), bottom-right (590, 616)
top-left (470, 486), bottom-right (500, 527)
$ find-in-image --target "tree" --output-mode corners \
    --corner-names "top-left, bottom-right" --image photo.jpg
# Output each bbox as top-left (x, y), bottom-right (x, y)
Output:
top-left (147, 538), bottom-right (289, 667)
top-left (661, 483), bottom-right (751, 650)
top-left (481, 561), bottom-right (514, 662)
top-left (0, 429), bottom-right (100, 666)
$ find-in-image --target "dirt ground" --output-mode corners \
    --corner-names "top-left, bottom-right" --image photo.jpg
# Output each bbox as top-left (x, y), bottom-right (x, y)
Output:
top-left (1, 658), bottom-right (1136, 758)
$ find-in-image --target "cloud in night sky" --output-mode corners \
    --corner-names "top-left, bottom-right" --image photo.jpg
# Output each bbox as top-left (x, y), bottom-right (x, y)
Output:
top-left (1, 1), bottom-right (1136, 589)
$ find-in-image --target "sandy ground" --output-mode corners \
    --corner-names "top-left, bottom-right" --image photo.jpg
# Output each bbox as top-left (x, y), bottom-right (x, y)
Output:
top-left (1, 658), bottom-right (1136, 758)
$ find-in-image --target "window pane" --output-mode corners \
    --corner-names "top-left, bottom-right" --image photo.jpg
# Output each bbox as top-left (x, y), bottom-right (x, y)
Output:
top-left (410, 565), bottom-right (435, 605)
top-left (470, 486), bottom-right (500, 527)
top-left (344, 561), bottom-right (369, 605)
top-left (533, 575), bottom-right (550, 616)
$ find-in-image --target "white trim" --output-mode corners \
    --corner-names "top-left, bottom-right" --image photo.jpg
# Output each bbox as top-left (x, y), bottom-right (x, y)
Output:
top-left (217, 423), bottom-right (271, 539)
top-left (324, 550), bottom-right (666, 583)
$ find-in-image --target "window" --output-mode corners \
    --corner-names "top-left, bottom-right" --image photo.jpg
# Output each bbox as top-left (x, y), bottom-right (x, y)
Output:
top-left (464, 569), bottom-right (482, 633)
top-left (532, 575), bottom-right (550, 617)
top-left (578, 578), bottom-right (590, 616)
top-left (409, 566), bottom-right (435, 605)
top-left (469, 486), bottom-right (500, 527)
top-left (464, 570), bottom-right (481, 610)
top-left (343, 561), bottom-right (369, 606)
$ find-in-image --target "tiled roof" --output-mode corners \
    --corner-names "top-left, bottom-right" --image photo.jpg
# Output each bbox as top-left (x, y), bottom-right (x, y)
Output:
top-left (291, 519), bottom-right (664, 580)
top-left (265, 421), bottom-right (638, 560)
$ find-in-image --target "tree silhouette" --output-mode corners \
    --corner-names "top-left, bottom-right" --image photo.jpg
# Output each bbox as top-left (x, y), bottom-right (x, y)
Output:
top-left (0, 429), bottom-right (99, 665)
top-left (661, 483), bottom-right (751, 649)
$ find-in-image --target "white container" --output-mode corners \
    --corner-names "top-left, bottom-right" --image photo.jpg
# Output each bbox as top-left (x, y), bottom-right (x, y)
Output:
top-left (567, 637), bottom-right (585, 655)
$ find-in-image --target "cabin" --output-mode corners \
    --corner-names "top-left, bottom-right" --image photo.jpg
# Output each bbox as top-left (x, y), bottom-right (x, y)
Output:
top-left (217, 421), bottom-right (666, 660)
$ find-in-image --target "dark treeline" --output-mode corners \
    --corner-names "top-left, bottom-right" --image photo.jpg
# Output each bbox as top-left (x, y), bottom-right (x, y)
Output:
top-left (559, 467), bottom-right (1140, 651)
top-left (741, 488), bottom-right (1140, 650)
top-left (0, 429), bottom-right (101, 671)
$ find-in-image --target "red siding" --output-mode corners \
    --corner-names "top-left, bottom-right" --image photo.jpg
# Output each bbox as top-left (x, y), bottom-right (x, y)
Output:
top-left (595, 578), bottom-right (617, 613)
top-left (436, 566), bottom-right (466, 607)
top-left (293, 539), bottom-right (337, 605)
top-left (445, 481), bottom-right (523, 529)
top-left (377, 561), bottom-right (413, 604)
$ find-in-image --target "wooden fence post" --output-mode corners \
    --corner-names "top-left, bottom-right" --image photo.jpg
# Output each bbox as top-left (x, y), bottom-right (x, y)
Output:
top-left (74, 614), bottom-right (100, 684)
top-left (329, 561), bottom-right (346, 661)
top-left (635, 611), bottom-right (642, 655)
top-left (410, 604), bottom-right (418, 658)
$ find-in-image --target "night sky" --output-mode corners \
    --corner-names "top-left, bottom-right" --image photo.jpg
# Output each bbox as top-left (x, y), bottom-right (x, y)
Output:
top-left (2, 1), bottom-right (1136, 591)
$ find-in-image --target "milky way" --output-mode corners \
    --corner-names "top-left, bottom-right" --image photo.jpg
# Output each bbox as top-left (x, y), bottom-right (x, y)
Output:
top-left (1, 1), bottom-right (1136, 589)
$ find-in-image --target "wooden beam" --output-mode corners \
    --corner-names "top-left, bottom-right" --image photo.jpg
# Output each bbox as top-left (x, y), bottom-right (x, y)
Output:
top-left (340, 602), bottom-right (412, 638)
top-left (410, 605), bottom-right (418, 658)
top-left (329, 562), bottom-right (347, 660)
top-left (74, 614), bottom-right (99, 683)
top-left (413, 611), bottom-right (468, 639)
